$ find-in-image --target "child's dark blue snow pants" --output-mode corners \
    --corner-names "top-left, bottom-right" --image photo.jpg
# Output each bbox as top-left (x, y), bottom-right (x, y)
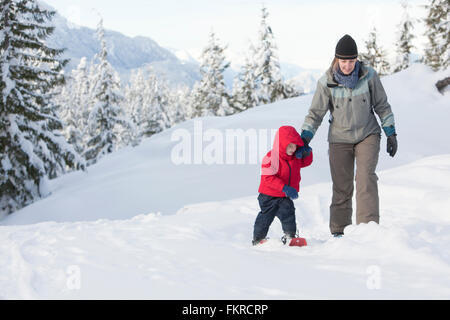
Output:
top-left (253, 193), bottom-right (297, 241)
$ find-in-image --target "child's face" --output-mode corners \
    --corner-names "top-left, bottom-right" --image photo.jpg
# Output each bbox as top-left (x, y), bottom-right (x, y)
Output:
top-left (286, 143), bottom-right (297, 156)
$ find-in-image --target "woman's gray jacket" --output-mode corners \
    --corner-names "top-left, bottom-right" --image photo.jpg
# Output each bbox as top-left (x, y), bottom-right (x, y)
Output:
top-left (301, 62), bottom-right (395, 144)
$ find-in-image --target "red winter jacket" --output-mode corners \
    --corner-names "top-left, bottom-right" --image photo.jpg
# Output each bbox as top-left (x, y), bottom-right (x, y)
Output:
top-left (258, 126), bottom-right (313, 197)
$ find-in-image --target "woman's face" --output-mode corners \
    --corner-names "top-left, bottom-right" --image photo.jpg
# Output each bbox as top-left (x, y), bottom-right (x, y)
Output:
top-left (338, 58), bottom-right (357, 75)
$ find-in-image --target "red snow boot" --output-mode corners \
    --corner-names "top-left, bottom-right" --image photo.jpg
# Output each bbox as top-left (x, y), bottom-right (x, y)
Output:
top-left (288, 237), bottom-right (307, 247)
top-left (281, 234), bottom-right (307, 247)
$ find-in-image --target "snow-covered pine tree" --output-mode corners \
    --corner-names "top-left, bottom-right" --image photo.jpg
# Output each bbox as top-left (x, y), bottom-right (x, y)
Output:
top-left (188, 82), bottom-right (205, 118)
top-left (124, 68), bottom-right (146, 140)
top-left (84, 18), bottom-right (134, 165)
top-left (154, 78), bottom-right (187, 128)
top-left (125, 66), bottom-right (182, 139)
top-left (231, 43), bottom-right (260, 111)
top-left (0, 0), bottom-right (85, 215)
top-left (58, 57), bottom-right (91, 155)
top-left (394, 1), bottom-right (416, 73)
top-left (144, 72), bottom-right (172, 134)
top-left (423, 0), bottom-right (449, 71)
top-left (253, 6), bottom-right (297, 104)
top-left (166, 85), bottom-right (190, 125)
top-left (189, 30), bottom-right (232, 117)
top-left (359, 27), bottom-right (391, 76)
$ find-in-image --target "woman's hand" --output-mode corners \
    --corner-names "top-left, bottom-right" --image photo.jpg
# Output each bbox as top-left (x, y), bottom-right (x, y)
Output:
top-left (387, 134), bottom-right (397, 157)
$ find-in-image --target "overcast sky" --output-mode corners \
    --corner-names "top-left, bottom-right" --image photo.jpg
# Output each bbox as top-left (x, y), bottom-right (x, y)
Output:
top-left (43, 0), bottom-right (429, 70)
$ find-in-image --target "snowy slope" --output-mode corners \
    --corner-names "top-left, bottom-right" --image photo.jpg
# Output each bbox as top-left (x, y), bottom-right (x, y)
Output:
top-left (1, 63), bottom-right (448, 225)
top-left (0, 154), bottom-right (449, 299)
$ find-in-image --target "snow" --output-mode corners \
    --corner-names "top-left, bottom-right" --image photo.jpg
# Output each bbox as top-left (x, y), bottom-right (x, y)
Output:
top-left (7, 114), bottom-right (45, 175)
top-left (1, 60), bottom-right (16, 104)
top-left (1, 64), bottom-right (449, 299)
top-left (1, 156), bottom-right (449, 299)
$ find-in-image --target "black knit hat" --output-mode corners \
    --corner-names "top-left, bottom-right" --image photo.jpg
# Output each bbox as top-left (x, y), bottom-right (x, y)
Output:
top-left (335, 34), bottom-right (358, 60)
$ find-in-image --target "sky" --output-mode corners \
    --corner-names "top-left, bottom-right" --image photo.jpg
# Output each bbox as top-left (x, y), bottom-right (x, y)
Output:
top-left (42, 0), bottom-right (429, 70)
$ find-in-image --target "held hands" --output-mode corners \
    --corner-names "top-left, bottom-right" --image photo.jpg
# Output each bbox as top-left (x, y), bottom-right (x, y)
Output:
top-left (295, 145), bottom-right (312, 159)
top-left (282, 185), bottom-right (298, 200)
top-left (387, 134), bottom-right (398, 157)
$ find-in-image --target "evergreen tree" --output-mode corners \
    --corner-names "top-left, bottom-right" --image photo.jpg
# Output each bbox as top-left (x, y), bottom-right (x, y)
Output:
top-left (58, 57), bottom-right (91, 155)
top-left (144, 72), bottom-right (171, 135)
top-left (423, 0), bottom-right (449, 71)
top-left (124, 68), bottom-right (146, 139)
top-left (166, 85), bottom-right (190, 125)
top-left (394, 1), bottom-right (416, 73)
top-left (189, 30), bottom-right (232, 117)
top-left (0, 0), bottom-right (85, 214)
top-left (84, 19), bottom-right (134, 165)
top-left (231, 43), bottom-right (260, 111)
top-left (253, 6), bottom-right (296, 104)
top-left (124, 67), bottom-right (184, 139)
top-left (360, 27), bottom-right (391, 76)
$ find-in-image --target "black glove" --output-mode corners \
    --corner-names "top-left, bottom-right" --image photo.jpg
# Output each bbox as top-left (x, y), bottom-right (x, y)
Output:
top-left (282, 185), bottom-right (298, 200)
top-left (387, 134), bottom-right (397, 157)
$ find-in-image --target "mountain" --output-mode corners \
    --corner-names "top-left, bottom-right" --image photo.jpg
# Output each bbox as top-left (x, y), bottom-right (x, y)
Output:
top-left (280, 62), bottom-right (323, 93)
top-left (225, 51), bottom-right (323, 93)
top-left (0, 64), bottom-right (449, 299)
top-left (42, 2), bottom-right (200, 87)
top-left (40, 1), bottom-right (322, 91)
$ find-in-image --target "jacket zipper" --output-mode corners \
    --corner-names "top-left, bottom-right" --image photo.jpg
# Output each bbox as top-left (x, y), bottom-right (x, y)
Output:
top-left (285, 160), bottom-right (291, 187)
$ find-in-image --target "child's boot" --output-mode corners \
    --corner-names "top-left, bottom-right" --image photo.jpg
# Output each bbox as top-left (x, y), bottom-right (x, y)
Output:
top-left (281, 232), bottom-right (307, 247)
top-left (252, 238), bottom-right (268, 246)
top-left (281, 232), bottom-right (297, 245)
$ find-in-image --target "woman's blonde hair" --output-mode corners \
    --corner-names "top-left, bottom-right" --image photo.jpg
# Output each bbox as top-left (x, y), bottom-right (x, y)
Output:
top-left (331, 57), bottom-right (339, 72)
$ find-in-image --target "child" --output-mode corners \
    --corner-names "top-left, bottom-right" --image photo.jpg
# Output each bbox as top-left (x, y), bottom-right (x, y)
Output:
top-left (252, 125), bottom-right (313, 246)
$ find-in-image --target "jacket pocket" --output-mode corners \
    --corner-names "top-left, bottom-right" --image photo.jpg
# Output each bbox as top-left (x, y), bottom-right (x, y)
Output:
top-left (352, 88), bottom-right (373, 127)
top-left (330, 103), bottom-right (351, 129)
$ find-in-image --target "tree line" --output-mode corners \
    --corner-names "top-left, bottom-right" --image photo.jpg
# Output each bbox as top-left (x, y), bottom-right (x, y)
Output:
top-left (359, 1), bottom-right (448, 76)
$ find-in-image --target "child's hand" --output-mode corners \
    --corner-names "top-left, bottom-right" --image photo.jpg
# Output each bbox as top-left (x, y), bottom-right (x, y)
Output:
top-left (282, 185), bottom-right (298, 200)
top-left (295, 146), bottom-right (312, 159)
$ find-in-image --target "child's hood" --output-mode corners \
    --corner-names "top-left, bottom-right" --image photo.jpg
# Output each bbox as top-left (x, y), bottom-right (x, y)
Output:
top-left (273, 126), bottom-right (304, 159)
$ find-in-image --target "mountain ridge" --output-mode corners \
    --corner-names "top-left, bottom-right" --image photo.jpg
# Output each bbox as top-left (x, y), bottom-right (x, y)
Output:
top-left (41, 1), bottom-right (321, 90)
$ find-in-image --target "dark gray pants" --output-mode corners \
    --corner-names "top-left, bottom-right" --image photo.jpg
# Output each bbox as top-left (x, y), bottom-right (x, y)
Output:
top-left (253, 193), bottom-right (297, 241)
top-left (328, 134), bottom-right (380, 234)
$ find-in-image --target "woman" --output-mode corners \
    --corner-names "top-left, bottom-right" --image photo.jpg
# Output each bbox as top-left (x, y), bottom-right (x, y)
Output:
top-left (300, 34), bottom-right (398, 237)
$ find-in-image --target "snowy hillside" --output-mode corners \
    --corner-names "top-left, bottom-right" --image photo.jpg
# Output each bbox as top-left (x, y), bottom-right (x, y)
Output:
top-left (1, 154), bottom-right (449, 299)
top-left (2, 63), bottom-right (448, 225)
top-left (0, 64), bottom-right (449, 299)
